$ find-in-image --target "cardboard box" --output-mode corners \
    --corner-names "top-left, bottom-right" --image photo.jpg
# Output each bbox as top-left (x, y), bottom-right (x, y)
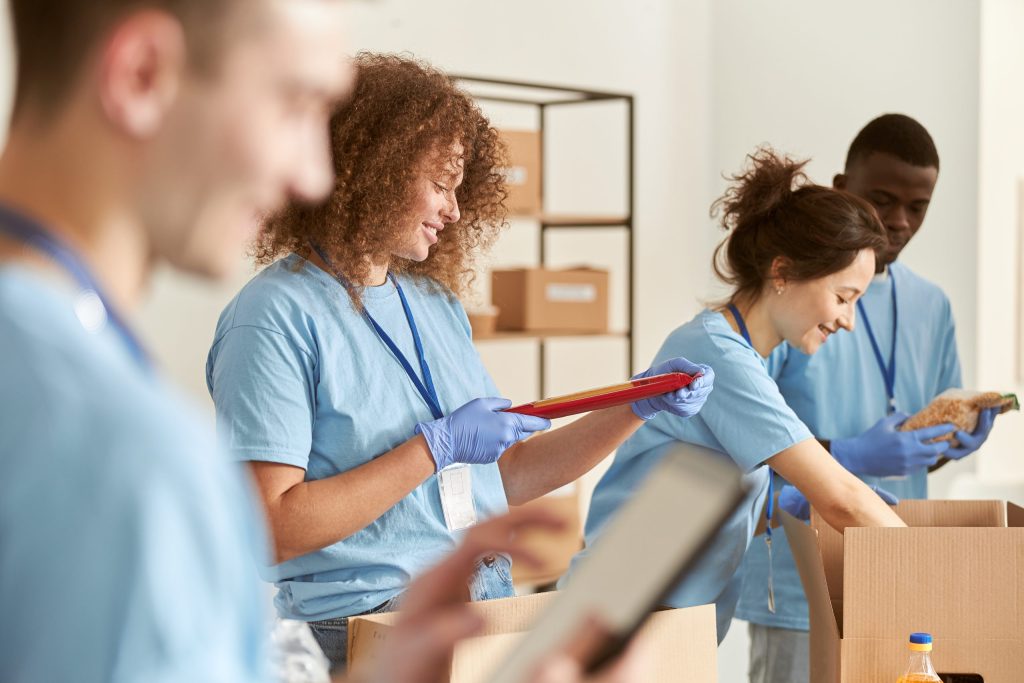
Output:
top-left (491, 268), bottom-right (609, 333)
top-left (498, 130), bottom-right (542, 216)
top-left (784, 500), bottom-right (1024, 683)
top-left (509, 488), bottom-right (582, 587)
top-left (347, 591), bottom-right (717, 683)
top-left (466, 309), bottom-right (499, 339)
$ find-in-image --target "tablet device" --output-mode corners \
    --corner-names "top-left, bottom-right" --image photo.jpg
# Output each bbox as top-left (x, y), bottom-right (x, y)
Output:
top-left (504, 372), bottom-right (701, 420)
top-left (487, 442), bottom-right (747, 683)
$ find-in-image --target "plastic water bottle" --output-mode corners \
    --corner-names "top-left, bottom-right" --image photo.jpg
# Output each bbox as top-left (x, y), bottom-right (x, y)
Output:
top-left (897, 632), bottom-right (941, 683)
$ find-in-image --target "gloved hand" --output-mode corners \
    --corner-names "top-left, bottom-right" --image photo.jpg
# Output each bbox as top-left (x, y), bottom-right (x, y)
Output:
top-left (415, 398), bottom-right (551, 472)
top-left (778, 483), bottom-right (899, 522)
top-left (631, 357), bottom-right (714, 421)
top-left (830, 412), bottom-right (955, 477)
top-left (943, 407), bottom-right (999, 460)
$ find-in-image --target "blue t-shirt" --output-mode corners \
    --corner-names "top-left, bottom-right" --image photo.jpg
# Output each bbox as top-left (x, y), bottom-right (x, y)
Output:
top-left (206, 254), bottom-right (509, 621)
top-left (0, 267), bottom-right (269, 683)
top-left (736, 262), bottom-right (961, 630)
top-left (564, 309), bottom-right (813, 642)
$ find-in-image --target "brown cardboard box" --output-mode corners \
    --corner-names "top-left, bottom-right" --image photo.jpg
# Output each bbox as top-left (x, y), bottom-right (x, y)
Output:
top-left (509, 488), bottom-right (582, 587)
top-left (784, 500), bottom-right (1024, 683)
top-left (491, 268), bottom-right (609, 333)
top-left (466, 309), bottom-right (499, 339)
top-left (347, 592), bottom-right (717, 683)
top-left (498, 130), bottom-right (542, 216)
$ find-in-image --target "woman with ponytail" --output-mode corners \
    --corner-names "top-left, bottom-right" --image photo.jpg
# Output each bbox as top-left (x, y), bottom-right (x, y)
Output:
top-left (564, 148), bottom-right (907, 642)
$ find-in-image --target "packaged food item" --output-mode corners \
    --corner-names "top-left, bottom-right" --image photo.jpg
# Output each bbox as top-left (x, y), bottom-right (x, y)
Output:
top-left (899, 389), bottom-right (1018, 445)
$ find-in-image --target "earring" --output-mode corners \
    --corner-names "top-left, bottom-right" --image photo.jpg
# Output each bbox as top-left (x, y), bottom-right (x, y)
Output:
top-left (776, 287), bottom-right (784, 295)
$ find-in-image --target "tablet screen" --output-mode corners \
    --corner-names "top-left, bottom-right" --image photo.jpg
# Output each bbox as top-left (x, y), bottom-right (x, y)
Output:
top-left (489, 443), bottom-right (747, 683)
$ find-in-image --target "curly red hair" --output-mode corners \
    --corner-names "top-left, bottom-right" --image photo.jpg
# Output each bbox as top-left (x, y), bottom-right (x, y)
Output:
top-left (254, 52), bottom-right (509, 306)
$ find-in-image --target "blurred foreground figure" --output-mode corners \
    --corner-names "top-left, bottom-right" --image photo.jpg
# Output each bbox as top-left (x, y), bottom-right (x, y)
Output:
top-left (0, 1), bottom-right (352, 680)
top-left (349, 508), bottom-right (648, 683)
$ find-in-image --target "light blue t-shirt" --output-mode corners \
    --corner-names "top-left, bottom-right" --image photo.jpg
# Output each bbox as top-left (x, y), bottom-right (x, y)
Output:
top-left (206, 254), bottom-right (509, 621)
top-left (0, 267), bottom-right (269, 683)
top-left (736, 261), bottom-right (961, 630)
top-left (564, 309), bottom-right (813, 642)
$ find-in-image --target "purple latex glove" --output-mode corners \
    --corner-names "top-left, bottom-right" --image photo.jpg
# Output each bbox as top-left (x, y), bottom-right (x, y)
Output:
top-left (830, 412), bottom-right (955, 477)
top-left (630, 357), bottom-right (714, 421)
top-left (943, 407), bottom-right (999, 460)
top-left (415, 398), bottom-right (551, 472)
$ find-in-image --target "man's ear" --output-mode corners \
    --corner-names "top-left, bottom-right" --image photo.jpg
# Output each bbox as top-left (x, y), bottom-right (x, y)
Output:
top-left (833, 172), bottom-right (847, 190)
top-left (97, 10), bottom-right (185, 138)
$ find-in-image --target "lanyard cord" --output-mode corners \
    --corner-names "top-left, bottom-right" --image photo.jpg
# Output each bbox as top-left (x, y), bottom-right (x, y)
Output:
top-left (727, 301), bottom-right (777, 613)
top-left (309, 244), bottom-right (443, 420)
top-left (0, 204), bottom-right (150, 370)
top-left (727, 302), bottom-right (774, 535)
top-left (856, 271), bottom-right (898, 415)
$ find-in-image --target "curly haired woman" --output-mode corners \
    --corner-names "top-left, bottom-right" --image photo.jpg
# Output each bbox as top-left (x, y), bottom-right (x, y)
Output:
top-left (205, 53), bottom-right (714, 671)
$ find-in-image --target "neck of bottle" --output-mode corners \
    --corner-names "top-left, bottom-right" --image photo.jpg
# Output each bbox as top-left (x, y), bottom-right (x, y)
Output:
top-left (905, 651), bottom-right (938, 677)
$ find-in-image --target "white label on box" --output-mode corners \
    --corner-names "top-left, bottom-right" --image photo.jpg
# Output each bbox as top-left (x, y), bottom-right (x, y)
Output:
top-left (546, 283), bottom-right (597, 303)
top-left (501, 165), bottom-right (528, 186)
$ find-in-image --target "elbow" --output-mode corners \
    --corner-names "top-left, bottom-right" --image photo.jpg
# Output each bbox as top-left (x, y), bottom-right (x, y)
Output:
top-left (815, 480), bottom-right (863, 533)
top-left (498, 450), bottom-right (537, 507)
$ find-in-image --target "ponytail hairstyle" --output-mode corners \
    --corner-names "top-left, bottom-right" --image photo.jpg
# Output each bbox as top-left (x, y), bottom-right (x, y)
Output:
top-left (712, 147), bottom-right (887, 304)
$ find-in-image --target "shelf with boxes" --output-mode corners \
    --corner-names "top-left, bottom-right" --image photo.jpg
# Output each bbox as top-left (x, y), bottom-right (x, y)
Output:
top-left (452, 75), bottom-right (634, 589)
top-left (451, 74), bottom-right (635, 395)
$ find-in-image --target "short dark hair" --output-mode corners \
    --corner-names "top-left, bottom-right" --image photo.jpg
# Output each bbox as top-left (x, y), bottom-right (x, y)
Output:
top-left (844, 113), bottom-right (940, 172)
top-left (8, 1), bottom-right (238, 121)
top-left (712, 147), bottom-right (888, 304)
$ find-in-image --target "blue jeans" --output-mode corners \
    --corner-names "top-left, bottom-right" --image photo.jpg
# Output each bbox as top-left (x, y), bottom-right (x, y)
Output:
top-left (308, 553), bottom-right (514, 674)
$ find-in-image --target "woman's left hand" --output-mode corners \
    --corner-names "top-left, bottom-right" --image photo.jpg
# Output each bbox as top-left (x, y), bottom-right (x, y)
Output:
top-left (630, 357), bottom-right (714, 421)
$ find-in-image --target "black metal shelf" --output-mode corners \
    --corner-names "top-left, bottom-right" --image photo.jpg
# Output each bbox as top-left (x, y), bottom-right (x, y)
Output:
top-left (451, 74), bottom-right (635, 395)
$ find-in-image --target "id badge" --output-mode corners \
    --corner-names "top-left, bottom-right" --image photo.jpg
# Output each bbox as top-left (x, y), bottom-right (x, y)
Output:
top-left (438, 464), bottom-right (477, 531)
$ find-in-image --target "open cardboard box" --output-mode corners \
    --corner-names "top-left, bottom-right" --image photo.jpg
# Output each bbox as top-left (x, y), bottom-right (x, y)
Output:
top-left (347, 591), bottom-right (717, 683)
top-left (783, 500), bottom-right (1024, 683)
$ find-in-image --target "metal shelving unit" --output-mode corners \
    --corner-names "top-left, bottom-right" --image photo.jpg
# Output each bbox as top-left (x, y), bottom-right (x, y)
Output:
top-left (451, 74), bottom-right (635, 395)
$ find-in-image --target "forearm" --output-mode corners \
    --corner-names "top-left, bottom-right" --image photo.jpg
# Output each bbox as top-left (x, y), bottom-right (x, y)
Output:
top-left (259, 436), bottom-right (436, 563)
top-left (812, 471), bottom-right (905, 531)
top-left (498, 404), bottom-right (644, 505)
top-left (767, 439), bottom-right (905, 532)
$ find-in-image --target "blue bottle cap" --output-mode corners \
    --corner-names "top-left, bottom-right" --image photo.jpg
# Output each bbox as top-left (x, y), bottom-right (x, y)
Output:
top-left (909, 633), bottom-right (933, 645)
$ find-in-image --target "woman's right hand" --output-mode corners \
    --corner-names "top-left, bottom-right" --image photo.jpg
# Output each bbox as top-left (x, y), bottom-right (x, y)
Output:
top-left (415, 398), bottom-right (552, 471)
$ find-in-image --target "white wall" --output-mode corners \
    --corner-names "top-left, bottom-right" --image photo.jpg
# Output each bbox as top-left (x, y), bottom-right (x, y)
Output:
top-left (976, 0), bottom-right (1024, 483)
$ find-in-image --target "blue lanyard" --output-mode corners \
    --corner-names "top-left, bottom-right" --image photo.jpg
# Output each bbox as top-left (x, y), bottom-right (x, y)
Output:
top-left (856, 270), bottom-right (898, 415)
top-left (311, 245), bottom-right (444, 420)
top-left (0, 204), bottom-right (150, 370)
top-left (728, 301), bottom-right (777, 613)
top-left (727, 303), bottom-right (774, 536)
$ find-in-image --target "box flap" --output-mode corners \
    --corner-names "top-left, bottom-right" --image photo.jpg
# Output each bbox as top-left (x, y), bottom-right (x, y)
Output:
top-left (781, 512), bottom-right (842, 682)
top-left (809, 499), bottom-right (1011, 607)
top-left (451, 632), bottom-right (525, 683)
top-left (843, 527), bottom-right (1024, 640)
top-left (642, 605), bottom-right (717, 682)
top-left (809, 509), bottom-right (846, 604)
top-left (890, 499), bottom-right (1007, 527)
top-left (348, 592), bottom-right (557, 677)
top-left (465, 592), bottom-right (555, 635)
top-left (1008, 501), bottom-right (1024, 528)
